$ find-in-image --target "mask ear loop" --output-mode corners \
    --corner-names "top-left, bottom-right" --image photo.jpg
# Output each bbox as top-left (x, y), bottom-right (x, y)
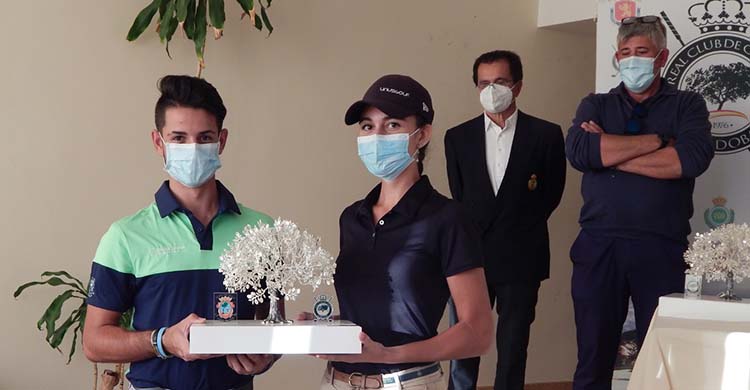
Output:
top-left (654, 49), bottom-right (665, 75)
top-left (613, 49), bottom-right (621, 73)
top-left (159, 132), bottom-right (169, 168)
top-left (410, 128), bottom-right (425, 161)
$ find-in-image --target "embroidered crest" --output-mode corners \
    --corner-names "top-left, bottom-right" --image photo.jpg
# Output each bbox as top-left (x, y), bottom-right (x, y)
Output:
top-left (214, 293), bottom-right (237, 321)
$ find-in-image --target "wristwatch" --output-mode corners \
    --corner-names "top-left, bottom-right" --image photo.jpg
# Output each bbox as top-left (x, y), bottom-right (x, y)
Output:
top-left (658, 133), bottom-right (671, 149)
top-left (150, 329), bottom-right (161, 357)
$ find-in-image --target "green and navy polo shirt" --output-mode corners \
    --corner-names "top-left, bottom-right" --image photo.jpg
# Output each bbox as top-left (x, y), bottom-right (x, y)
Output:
top-left (87, 181), bottom-right (273, 390)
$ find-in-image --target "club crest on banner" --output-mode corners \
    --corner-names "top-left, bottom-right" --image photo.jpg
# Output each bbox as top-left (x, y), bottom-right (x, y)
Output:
top-left (704, 196), bottom-right (736, 228)
top-left (611, 0), bottom-right (641, 24)
top-left (663, 0), bottom-right (750, 154)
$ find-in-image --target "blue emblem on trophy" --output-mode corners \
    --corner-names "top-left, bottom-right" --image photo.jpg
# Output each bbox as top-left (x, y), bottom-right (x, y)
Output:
top-left (313, 294), bottom-right (334, 322)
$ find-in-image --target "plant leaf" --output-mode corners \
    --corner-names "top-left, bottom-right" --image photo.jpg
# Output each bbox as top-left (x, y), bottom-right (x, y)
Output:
top-left (36, 290), bottom-right (77, 341)
top-left (14, 277), bottom-right (82, 298)
top-left (260, 5), bottom-right (272, 35)
top-left (184, 0), bottom-right (197, 39)
top-left (265, 0), bottom-right (272, 8)
top-left (159, 0), bottom-right (169, 22)
top-left (236, 0), bottom-right (252, 13)
top-left (254, 9), bottom-right (263, 30)
top-left (49, 309), bottom-right (80, 349)
top-left (176, 0), bottom-right (190, 21)
top-left (159, 0), bottom-right (178, 43)
top-left (127, 0), bottom-right (163, 41)
top-left (78, 302), bottom-right (88, 326)
top-left (40, 271), bottom-right (86, 292)
top-left (209, 0), bottom-right (226, 29)
top-left (119, 308), bottom-right (135, 330)
top-left (194, 0), bottom-right (208, 61)
top-left (66, 323), bottom-right (82, 364)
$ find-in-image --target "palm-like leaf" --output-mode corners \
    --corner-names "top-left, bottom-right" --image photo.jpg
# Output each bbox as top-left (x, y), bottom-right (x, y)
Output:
top-left (14, 270), bottom-right (133, 365)
top-left (127, 0), bottom-right (276, 75)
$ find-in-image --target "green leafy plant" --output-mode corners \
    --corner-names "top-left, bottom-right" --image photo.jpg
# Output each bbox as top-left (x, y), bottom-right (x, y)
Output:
top-left (14, 271), bottom-right (134, 390)
top-left (127, 0), bottom-right (275, 76)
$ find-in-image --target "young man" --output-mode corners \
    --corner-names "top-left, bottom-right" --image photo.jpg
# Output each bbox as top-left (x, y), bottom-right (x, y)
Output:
top-left (445, 50), bottom-right (567, 390)
top-left (565, 16), bottom-right (713, 390)
top-left (83, 75), bottom-right (278, 390)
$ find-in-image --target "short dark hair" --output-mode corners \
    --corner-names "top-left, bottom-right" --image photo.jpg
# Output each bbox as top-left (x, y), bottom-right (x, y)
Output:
top-left (154, 75), bottom-right (227, 131)
top-left (472, 50), bottom-right (524, 86)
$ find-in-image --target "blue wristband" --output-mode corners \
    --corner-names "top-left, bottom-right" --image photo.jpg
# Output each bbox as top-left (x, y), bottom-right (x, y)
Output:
top-left (156, 327), bottom-right (171, 359)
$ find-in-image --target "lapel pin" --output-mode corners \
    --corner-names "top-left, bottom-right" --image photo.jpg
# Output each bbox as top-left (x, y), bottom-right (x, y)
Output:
top-left (528, 174), bottom-right (538, 191)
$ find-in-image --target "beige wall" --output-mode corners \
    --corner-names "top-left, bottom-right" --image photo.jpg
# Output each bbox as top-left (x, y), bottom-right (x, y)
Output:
top-left (538, 0), bottom-right (596, 27)
top-left (0, 1), bottom-right (594, 388)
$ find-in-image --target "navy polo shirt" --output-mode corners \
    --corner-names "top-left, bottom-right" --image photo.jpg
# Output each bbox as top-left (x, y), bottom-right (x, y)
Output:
top-left (333, 176), bottom-right (484, 375)
top-left (87, 181), bottom-right (273, 390)
top-left (565, 80), bottom-right (714, 244)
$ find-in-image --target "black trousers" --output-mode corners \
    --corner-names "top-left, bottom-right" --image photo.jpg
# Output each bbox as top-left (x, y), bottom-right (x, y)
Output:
top-left (448, 281), bottom-right (540, 390)
top-left (571, 230), bottom-right (686, 390)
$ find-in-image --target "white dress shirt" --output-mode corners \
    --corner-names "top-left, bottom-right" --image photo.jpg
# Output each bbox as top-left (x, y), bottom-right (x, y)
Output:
top-left (485, 110), bottom-right (518, 195)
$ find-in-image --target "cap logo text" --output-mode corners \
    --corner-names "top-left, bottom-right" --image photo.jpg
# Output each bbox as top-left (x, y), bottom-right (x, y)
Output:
top-left (380, 87), bottom-right (410, 97)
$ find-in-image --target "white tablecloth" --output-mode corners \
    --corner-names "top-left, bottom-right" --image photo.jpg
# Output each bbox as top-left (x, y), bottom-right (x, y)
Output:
top-left (628, 298), bottom-right (750, 390)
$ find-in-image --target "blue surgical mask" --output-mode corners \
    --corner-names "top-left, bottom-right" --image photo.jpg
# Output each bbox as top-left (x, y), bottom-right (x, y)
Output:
top-left (618, 50), bottom-right (662, 93)
top-left (161, 135), bottom-right (222, 188)
top-left (357, 129), bottom-right (421, 181)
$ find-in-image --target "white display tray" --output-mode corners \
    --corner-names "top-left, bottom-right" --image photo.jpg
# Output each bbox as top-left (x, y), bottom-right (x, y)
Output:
top-left (190, 320), bottom-right (362, 354)
top-left (658, 293), bottom-right (750, 322)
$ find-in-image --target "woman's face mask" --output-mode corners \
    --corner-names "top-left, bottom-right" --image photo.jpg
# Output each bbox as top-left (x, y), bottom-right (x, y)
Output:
top-left (357, 128), bottom-right (422, 182)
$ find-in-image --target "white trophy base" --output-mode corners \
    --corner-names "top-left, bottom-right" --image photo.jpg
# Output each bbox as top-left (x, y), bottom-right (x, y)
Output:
top-left (189, 320), bottom-right (362, 354)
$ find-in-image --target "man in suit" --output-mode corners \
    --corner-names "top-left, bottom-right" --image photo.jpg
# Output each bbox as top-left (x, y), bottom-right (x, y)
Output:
top-left (444, 50), bottom-right (566, 390)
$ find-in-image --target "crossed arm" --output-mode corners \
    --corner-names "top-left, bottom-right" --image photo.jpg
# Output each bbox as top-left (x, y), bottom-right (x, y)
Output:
top-left (565, 95), bottom-right (713, 180)
top-left (580, 120), bottom-right (682, 179)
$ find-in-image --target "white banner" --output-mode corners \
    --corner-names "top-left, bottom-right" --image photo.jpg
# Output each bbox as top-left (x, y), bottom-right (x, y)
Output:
top-left (596, 0), bottom-right (750, 295)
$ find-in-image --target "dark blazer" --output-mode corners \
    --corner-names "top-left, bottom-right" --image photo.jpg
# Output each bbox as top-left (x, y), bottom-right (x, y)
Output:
top-left (444, 111), bottom-right (566, 284)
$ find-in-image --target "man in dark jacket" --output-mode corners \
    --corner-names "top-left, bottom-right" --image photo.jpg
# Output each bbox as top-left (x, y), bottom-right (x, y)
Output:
top-left (445, 50), bottom-right (566, 390)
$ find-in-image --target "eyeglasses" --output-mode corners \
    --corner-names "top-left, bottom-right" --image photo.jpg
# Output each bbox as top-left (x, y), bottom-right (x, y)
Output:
top-left (625, 103), bottom-right (648, 135)
top-left (477, 78), bottom-right (515, 89)
top-left (621, 15), bottom-right (661, 25)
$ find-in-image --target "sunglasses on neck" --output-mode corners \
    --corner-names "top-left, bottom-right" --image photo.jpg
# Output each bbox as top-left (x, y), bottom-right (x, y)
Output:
top-left (626, 103), bottom-right (648, 135)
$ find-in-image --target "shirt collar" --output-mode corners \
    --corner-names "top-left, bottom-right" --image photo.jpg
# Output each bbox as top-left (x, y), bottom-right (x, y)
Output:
top-left (357, 175), bottom-right (434, 219)
top-left (155, 180), bottom-right (241, 218)
top-left (484, 109), bottom-right (519, 133)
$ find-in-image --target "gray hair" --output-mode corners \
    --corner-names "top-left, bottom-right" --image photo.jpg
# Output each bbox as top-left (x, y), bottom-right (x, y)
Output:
top-left (617, 19), bottom-right (667, 50)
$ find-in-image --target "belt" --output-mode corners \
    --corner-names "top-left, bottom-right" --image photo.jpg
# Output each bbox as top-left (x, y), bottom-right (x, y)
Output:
top-left (330, 363), bottom-right (441, 388)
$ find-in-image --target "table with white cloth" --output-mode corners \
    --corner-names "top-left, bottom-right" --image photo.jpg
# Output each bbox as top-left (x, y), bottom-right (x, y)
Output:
top-left (628, 294), bottom-right (750, 390)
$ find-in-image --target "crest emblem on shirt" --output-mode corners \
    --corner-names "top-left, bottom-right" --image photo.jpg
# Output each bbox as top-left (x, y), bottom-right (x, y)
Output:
top-left (214, 293), bottom-right (237, 321)
top-left (704, 196), bottom-right (735, 228)
top-left (662, 0), bottom-right (750, 154)
top-left (312, 294), bottom-right (334, 321)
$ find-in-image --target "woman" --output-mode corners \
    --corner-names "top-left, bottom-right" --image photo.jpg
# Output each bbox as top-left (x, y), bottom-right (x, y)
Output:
top-left (308, 74), bottom-right (493, 389)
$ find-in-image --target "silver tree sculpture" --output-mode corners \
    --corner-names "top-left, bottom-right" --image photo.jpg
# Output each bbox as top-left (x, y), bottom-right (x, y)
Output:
top-left (219, 219), bottom-right (335, 323)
